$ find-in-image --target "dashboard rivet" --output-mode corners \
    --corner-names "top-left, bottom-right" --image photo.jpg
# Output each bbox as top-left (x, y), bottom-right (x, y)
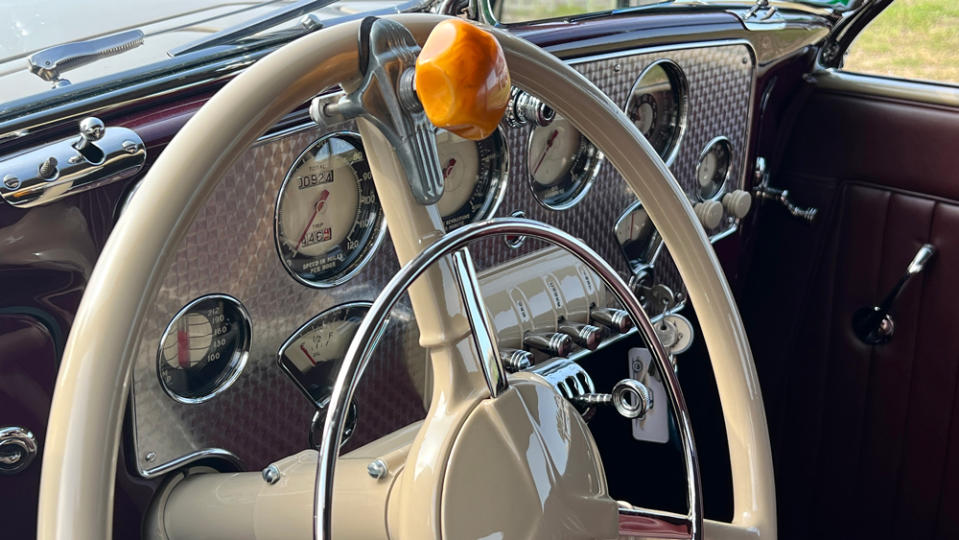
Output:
top-left (122, 140), bottom-right (138, 154)
top-left (2, 175), bottom-right (20, 189)
top-left (613, 63), bottom-right (621, 72)
top-left (367, 459), bottom-right (388, 480)
top-left (262, 464), bottom-right (281, 485)
top-left (144, 451), bottom-right (156, 462)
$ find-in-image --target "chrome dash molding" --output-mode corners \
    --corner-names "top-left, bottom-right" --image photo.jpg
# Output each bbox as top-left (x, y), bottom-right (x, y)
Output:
top-left (0, 118), bottom-right (145, 208)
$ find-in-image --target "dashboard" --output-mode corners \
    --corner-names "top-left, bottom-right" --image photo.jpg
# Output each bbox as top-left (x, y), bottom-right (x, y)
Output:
top-left (129, 41), bottom-right (755, 476)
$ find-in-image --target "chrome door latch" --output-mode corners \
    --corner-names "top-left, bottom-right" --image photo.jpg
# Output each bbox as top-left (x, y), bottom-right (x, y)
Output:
top-left (752, 156), bottom-right (818, 222)
top-left (0, 117), bottom-right (145, 208)
top-left (852, 244), bottom-right (936, 345)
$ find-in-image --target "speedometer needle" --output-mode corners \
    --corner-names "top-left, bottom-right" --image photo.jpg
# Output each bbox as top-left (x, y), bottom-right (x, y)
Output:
top-left (532, 129), bottom-right (559, 176)
top-left (293, 189), bottom-right (330, 255)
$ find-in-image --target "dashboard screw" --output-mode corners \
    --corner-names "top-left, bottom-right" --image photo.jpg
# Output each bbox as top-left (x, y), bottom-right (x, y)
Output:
top-left (367, 459), bottom-right (388, 480)
top-left (144, 451), bottom-right (156, 462)
top-left (122, 140), bottom-right (138, 154)
top-left (262, 464), bottom-right (281, 485)
top-left (3, 175), bottom-right (20, 189)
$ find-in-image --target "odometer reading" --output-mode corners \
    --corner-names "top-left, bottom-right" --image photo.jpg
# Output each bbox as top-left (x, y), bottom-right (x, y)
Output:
top-left (274, 133), bottom-right (384, 287)
top-left (157, 294), bottom-right (251, 404)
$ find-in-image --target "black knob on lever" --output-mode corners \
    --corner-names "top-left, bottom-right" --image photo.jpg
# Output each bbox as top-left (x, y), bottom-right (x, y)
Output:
top-left (852, 243), bottom-right (936, 345)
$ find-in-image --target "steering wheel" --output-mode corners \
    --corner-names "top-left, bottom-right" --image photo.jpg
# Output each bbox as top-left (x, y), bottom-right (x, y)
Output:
top-left (37, 13), bottom-right (775, 540)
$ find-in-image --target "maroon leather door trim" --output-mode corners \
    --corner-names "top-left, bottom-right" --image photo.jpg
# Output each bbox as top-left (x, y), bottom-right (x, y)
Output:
top-left (742, 86), bottom-right (959, 540)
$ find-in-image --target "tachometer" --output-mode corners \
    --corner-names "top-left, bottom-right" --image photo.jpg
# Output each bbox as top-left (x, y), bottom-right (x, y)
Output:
top-left (435, 128), bottom-right (509, 231)
top-left (625, 60), bottom-right (688, 165)
top-left (157, 294), bottom-right (252, 404)
top-left (274, 133), bottom-right (384, 288)
top-left (526, 114), bottom-right (603, 210)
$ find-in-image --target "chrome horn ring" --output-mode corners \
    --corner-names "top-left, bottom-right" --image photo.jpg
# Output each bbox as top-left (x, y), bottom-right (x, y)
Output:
top-left (315, 217), bottom-right (702, 540)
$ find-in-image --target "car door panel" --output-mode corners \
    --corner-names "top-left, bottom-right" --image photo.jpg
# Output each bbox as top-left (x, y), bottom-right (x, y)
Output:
top-left (743, 82), bottom-right (959, 539)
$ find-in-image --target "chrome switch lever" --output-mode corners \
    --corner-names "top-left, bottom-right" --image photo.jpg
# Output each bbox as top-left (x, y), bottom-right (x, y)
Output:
top-left (852, 243), bottom-right (936, 345)
top-left (572, 379), bottom-right (653, 419)
top-left (523, 331), bottom-right (573, 357)
top-left (590, 307), bottom-right (633, 334)
top-left (557, 322), bottom-right (604, 351)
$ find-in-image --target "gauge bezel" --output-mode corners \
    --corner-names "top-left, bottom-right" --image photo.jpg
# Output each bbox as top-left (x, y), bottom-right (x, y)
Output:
top-left (273, 131), bottom-right (387, 289)
top-left (694, 136), bottom-right (733, 202)
top-left (440, 126), bottom-right (510, 231)
top-left (276, 301), bottom-right (372, 408)
top-left (625, 59), bottom-right (689, 167)
top-left (525, 118), bottom-right (604, 211)
top-left (156, 293), bottom-right (252, 405)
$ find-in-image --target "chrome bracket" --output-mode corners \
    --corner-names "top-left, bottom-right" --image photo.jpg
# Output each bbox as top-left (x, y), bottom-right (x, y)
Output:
top-left (309, 17), bottom-right (444, 205)
top-left (0, 116), bottom-right (146, 208)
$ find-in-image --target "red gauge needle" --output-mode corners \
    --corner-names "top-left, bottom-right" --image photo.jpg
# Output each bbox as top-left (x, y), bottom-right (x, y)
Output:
top-left (532, 129), bottom-right (559, 176)
top-left (300, 344), bottom-right (318, 366)
top-left (442, 158), bottom-right (457, 179)
top-left (293, 189), bottom-right (330, 254)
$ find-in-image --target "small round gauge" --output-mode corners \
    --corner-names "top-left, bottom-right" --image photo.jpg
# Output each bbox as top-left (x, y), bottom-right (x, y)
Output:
top-left (625, 60), bottom-right (688, 165)
top-left (696, 137), bottom-right (733, 200)
top-left (277, 302), bottom-right (370, 408)
top-left (157, 294), bottom-right (252, 404)
top-left (526, 114), bottom-right (603, 210)
top-left (275, 133), bottom-right (384, 288)
top-left (435, 127), bottom-right (509, 231)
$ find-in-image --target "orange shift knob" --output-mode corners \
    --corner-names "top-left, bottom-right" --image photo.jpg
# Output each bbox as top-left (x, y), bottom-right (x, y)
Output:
top-left (415, 19), bottom-right (511, 141)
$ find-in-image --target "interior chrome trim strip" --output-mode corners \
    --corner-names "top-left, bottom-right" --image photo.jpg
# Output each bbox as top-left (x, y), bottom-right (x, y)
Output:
top-left (314, 217), bottom-right (702, 540)
top-left (810, 69), bottom-right (959, 109)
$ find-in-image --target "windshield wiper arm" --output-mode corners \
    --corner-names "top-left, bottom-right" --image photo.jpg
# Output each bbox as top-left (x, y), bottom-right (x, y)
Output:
top-left (27, 30), bottom-right (144, 88)
top-left (169, 0), bottom-right (337, 57)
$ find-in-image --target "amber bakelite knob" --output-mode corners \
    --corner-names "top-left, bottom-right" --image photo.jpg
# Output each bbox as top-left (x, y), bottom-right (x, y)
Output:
top-left (415, 19), bottom-right (511, 141)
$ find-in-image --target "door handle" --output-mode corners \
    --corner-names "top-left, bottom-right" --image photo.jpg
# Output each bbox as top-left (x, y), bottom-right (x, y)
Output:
top-left (852, 243), bottom-right (936, 345)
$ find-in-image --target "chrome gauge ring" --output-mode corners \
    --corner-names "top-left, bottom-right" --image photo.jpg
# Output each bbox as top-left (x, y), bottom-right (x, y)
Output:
top-left (314, 217), bottom-right (702, 540)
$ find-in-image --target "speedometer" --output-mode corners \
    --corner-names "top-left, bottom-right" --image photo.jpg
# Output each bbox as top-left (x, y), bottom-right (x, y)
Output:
top-left (274, 133), bottom-right (385, 288)
top-left (435, 127), bottom-right (509, 231)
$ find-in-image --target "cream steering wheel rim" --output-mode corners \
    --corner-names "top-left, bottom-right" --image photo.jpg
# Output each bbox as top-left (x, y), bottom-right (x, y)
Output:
top-left (37, 13), bottom-right (775, 540)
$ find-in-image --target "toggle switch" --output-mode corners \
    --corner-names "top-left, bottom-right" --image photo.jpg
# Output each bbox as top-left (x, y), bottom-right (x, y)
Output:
top-left (590, 307), bottom-right (633, 334)
top-left (524, 331), bottom-right (572, 357)
top-left (558, 322), bottom-right (604, 351)
top-left (500, 348), bottom-right (534, 372)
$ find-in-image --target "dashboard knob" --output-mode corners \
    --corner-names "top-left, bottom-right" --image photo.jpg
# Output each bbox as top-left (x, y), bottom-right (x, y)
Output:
top-left (523, 331), bottom-right (573, 357)
top-left (415, 18), bottom-right (510, 140)
top-left (590, 307), bottom-right (633, 334)
top-left (722, 189), bottom-right (752, 219)
top-left (558, 322), bottom-right (604, 351)
top-left (694, 200), bottom-right (723, 230)
top-left (500, 348), bottom-right (534, 372)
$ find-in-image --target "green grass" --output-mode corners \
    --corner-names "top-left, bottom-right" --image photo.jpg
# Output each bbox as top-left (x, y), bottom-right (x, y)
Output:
top-left (845, 0), bottom-right (959, 84)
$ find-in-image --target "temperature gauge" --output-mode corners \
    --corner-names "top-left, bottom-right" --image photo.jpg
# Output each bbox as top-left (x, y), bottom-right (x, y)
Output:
top-left (157, 294), bottom-right (252, 404)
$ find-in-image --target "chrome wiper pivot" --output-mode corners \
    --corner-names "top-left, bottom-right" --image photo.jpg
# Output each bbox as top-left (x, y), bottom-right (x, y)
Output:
top-left (27, 30), bottom-right (144, 88)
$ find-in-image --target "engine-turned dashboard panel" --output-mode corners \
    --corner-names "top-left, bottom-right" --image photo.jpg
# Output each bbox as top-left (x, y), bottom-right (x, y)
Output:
top-left (129, 41), bottom-right (755, 476)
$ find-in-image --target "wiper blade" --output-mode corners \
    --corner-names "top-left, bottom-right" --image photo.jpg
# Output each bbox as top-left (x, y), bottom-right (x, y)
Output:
top-left (169, 0), bottom-right (338, 57)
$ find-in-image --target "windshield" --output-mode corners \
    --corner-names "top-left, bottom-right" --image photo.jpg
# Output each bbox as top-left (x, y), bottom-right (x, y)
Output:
top-left (0, 0), bottom-right (415, 104)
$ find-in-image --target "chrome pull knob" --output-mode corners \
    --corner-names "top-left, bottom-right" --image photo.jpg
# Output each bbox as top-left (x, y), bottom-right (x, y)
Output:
top-left (590, 307), bottom-right (633, 334)
top-left (523, 331), bottom-right (572, 357)
top-left (852, 243), bottom-right (936, 345)
top-left (500, 348), bottom-right (533, 372)
top-left (572, 379), bottom-right (653, 419)
top-left (558, 322), bottom-right (604, 351)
